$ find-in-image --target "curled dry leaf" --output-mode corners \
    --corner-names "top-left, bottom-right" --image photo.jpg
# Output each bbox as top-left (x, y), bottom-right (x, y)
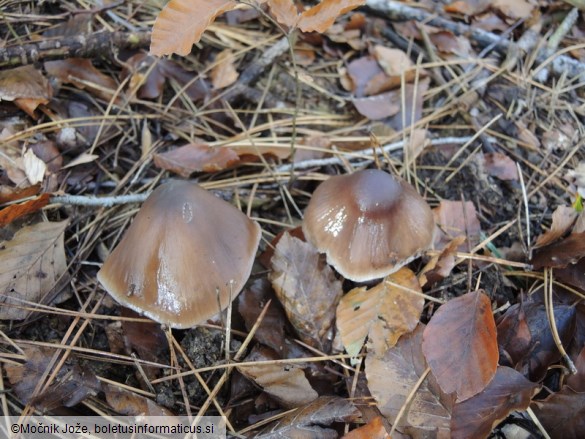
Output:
top-left (366, 324), bottom-right (453, 437)
top-left (4, 346), bottom-right (101, 410)
top-left (419, 236), bottom-right (466, 288)
top-left (451, 366), bottom-right (538, 439)
top-left (45, 59), bottom-right (121, 103)
top-left (210, 49), bottom-right (239, 89)
top-left (238, 346), bottom-right (318, 408)
top-left (269, 232), bottom-right (343, 352)
top-left (256, 396), bottom-right (359, 438)
top-left (422, 290), bottom-right (498, 402)
top-left (0, 193), bottom-right (51, 227)
top-left (0, 220), bottom-right (70, 320)
top-left (336, 268), bottom-right (424, 358)
top-left (433, 200), bottom-right (481, 250)
top-left (154, 143), bottom-right (240, 177)
top-left (534, 205), bottom-right (578, 248)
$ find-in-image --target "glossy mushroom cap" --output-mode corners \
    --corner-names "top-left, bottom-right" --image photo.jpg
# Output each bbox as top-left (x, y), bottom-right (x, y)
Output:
top-left (97, 180), bottom-right (261, 329)
top-left (302, 169), bottom-right (434, 281)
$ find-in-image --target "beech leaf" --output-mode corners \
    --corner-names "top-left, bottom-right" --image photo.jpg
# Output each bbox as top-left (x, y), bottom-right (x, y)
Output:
top-left (297, 0), bottom-right (365, 33)
top-left (0, 220), bottom-right (70, 320)
top-left (336, 267), bottom-right (424, 358)
top-left (154, 143), bottom-right (240, 177)
top-left (422, 290), bottom-right (498, 402)
top-left (269, 232), bottom-right (343, 352)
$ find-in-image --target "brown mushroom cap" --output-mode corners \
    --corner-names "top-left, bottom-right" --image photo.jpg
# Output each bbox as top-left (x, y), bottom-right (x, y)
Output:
top-left (302, 169), bottom-right (434, 281)
top-left (97, 180), bottom-right (261, 328)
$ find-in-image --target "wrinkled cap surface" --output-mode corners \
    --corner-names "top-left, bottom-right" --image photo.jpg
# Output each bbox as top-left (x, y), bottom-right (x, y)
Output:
top-left (97, 180), bottom-right (261, 328)
top-left (302, 169), bottom-right (434, 281)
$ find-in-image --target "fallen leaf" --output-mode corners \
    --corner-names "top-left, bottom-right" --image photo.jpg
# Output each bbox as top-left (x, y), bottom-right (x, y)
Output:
top-left (269, 0), bottom-right (299, 28)
top-left (531, 232), bottom-right (585, 269)
top-left (531, 386), bottom-right (585, 438)
top-left (297, 0), bottom-right (365, 33)
top-left (238, 278), bottom-right (287, 354)
top-left (418, 236), bottom-right (466, 288)
top-left (567, 345), bottom-right (585, 392)
top-left (451, 366), bottom-right (538, 439)
top-left (238, 346), bottom-right (318, 408)
top-left (555, 257), bottom-right (585, 292)
top-left (153, 143), bottom-right (240, 177)
top-left (4, 346), bottom-right (101, 410)
top-left (45, 59), bottom-right (121, 103)
top-left (352, 91), bottom-right (401, 120)
top-left (497, 300), bottom-right (575, 382)
top-left (211, 49), bottom-right (239, 89)
top-left (22, 148), bottom-right (46, 185)
top-left (342, 416), bottom-right (389, 439)
top-left (534, 205), bottom-right (578, 248)
top-left (366, 324), bottom-right (453, 437)
top-left (30, 140), bottom-right (63, 174)
top-left (269, 232), bottom-right (343, 352)
top-left (567, 161), bottom-right (585, 198)
top-left (387, 78), bottom-right (429, 131)
top-left (0, 220), bottom-right (70, 320)
top-left (0, 193), bottom-right (51, 227)
top-left (482, 152), bottom-right (518, 181)
top-left (373, 46), bottom-right (417, 80)
top-left (433, 200), bottom-right (481, 250)
top-left (422, 290), bottom-right (498, 402)
top-left (103, 382), bottom-right (175, 416)
top-left (0, 65), bottom-right (52, 117)
top-left (256, 396), bottom-right (359, 438)
top-left (346, 56), bottom-right (384, 96)
top-left (63, 152), bottom-right (99, 169)
top-left (336, 268), bottom-right (424, 358)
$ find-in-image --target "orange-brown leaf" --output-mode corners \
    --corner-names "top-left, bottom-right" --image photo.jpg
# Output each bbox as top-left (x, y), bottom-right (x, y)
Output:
top-left (342, 416), bottom-right (389, 439)
top-left (210, 50), bottom-right (239, 89)
top-left (0, 193), bottom-right (50, 227)
top-left (268, 0), bottom-right (299, 28)
top-left (151, 0), bottom-right (238, 56)
top-left (422, 290), bottom-right (498, 402)
top-left (153, 143), bottom-right (240, 177)
top-left (336, 268), bottom-right (424, 358)
top-left (451, 366), bottom-right (538, 439)
top-left (297, 0), bottom-right (365, 33)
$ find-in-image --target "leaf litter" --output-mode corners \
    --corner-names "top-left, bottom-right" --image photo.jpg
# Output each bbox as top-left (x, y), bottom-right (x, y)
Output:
top-left (1, 0), bottom-right (585, 437)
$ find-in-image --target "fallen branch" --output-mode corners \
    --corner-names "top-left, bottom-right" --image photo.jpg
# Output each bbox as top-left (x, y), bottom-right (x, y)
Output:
top-left (0, 31), bottom-right (151, 68)
top-left (365, 0), bottom-right (585, 81)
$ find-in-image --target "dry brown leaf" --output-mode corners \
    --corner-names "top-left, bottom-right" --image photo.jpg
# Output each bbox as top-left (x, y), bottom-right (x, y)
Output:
top-left (256, 396), bottom-right (359, 438)
top-left (531, 232), bottom-right (585, 269)
top-left (567, 345), bottom-right (585, 392)
top-left (342, 416), bottom-right (389, 439)
top-left (419, 236), bottom-right (466, 288)
top-left (0, 193), bottom-right (51, 227)
top-left (45, 59), bottom-right (121, 103)
top-left (4, 346), bottom-right (101, 410)
top-left (210, 49), bottom-right (239, 89)
top-left (336, 268), bottom-right (424, 358)
top-left (297, 0), bottom-right (365, 33)
top-left (22, 148), bottom-right (46, 185)
top-left (154, 143), bottom-right (240, 177)
top-left (451, 366), bottom-right (538, 439)
top-left (0, 184), bottom-right (41, 204)
top-left (373, 46), bottom-right (417, 80)
top-left (534, 205), bottom-right (578, 248)
top-left (482, 152), bottom-right (518, 181)
top-left (0, 220), bottom-right (69, 320)
top-left (366, 324), bottom-right (453, 437)
top-left (422, 290), bottom-right (498, 402)
top-left (103, 382), bottom-right (175, 416)
top-left (531, 386), bottom-right (585, 438)
top-left (151, 0), bottom-right (240, 56)
top-left (352, 91), bottom-right (401, 120)
top-left (238, 346), bottom-right (317, 408)
top-left (269, 0), bottom-right (299, 28)
top-left (433, 200), bottom-right (481, 250)
top-left (269, 232), bottom-right (343, 352)
top-left (0, 65), bottom-right (51, 102)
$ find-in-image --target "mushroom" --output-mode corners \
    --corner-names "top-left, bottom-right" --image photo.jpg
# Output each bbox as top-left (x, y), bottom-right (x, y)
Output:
top-left (97, 180), bottom-right (261, 328)
top-left (302, 169), bottom-right (433, 282)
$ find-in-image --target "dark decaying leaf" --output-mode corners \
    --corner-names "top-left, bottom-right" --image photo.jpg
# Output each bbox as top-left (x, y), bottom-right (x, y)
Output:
top-left (531, 232), bottom-right (585, 269)
top-left (103, 382), bottom-right (175, 416)
top-left (237, 345), bottom-right (318, 408)
top-left (238, 278), bottom-right (287, 354)
top-left (366, 324), bottom-right (453, 437)
top-left (336, 268), bottom-right (424, 358)
top-left (531, 386), bottom-right (585, 439)
top-left (567, 345), bottom-right (585, 392)
top-left (554, 257), bottom-right (585, 292)
top-left (256, 396), bottom-right (360, 438)
top-left (269, 232), bottom-right (343, 352)
top-left (0, 220), bottom-right (70, 320)
top-left (422, 290), bottom-right (498, 402)
top-left (4, 346), bottom-right (101, 410)
top-left (497, 300), bottom-right (576, 382)
top-left (451, 366), bottom-right (538, 439)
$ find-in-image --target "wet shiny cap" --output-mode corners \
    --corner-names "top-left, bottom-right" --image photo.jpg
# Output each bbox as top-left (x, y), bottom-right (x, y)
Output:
top-left (97, 180), bottom-right (261, 328)
top-left (302, 169), bottom-right (434, 281)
